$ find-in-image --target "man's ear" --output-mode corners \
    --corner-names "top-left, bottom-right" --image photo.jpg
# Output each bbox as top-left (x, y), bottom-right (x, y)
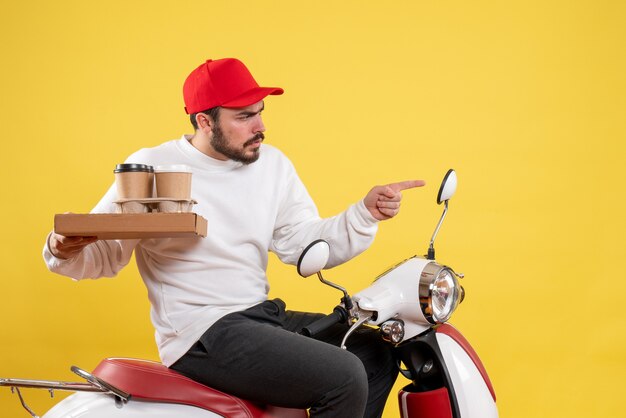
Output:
top-left (196, 113), bottom-right (214, 131)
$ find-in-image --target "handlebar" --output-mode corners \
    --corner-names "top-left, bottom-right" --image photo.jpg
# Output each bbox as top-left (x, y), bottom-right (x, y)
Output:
top-left (300, 306), bottom-right (348, 338)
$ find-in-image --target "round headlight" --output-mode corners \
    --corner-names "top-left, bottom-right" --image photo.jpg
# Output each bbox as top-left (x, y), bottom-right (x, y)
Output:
top-left (432, 269), bottom-right (460, 322)
top-left (419, 263), bottom-right (462, 324)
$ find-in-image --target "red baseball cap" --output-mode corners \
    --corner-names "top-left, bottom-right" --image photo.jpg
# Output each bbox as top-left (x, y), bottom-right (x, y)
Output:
top-left (183, 58), bottom-right (284, 114)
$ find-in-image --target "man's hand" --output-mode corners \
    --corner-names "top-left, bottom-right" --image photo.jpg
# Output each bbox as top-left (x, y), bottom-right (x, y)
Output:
top-left (48, 233), bottom-right (97, 260)
top-left (364, 180), bottom-right (426, 221)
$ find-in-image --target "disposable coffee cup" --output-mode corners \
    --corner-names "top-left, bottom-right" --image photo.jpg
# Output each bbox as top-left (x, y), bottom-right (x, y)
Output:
top-left (154, 165), bottom-right (192, 199)
top-left (114, 164), bottom-right (154, 199)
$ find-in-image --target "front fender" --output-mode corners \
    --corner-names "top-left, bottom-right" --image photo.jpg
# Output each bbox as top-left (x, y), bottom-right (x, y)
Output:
top-left (395, 325), bottom-right (498, 418)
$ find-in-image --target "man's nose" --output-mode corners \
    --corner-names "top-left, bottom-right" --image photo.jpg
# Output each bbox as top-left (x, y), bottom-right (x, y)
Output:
top-left (254, 115), bottom-right (266, 133)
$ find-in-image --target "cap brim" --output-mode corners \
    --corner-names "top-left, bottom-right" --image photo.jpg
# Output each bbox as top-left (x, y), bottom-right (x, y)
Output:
top-left (221, 87), bottom-right (284, 108)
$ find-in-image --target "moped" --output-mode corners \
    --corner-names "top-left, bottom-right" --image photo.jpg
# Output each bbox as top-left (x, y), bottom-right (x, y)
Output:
top-left (1, 169), bottom-right (498, 418)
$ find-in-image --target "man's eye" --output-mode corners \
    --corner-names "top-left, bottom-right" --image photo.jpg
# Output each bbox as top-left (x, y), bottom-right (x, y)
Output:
top-left (239, 111), bottom-right (261, 120)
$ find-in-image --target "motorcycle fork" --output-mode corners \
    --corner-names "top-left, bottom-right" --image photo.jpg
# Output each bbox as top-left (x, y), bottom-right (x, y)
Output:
top-left (393, 327), bottom-right (461, 418)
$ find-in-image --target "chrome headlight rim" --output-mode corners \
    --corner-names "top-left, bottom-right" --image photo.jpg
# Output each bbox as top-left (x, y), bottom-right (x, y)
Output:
top-left (419, 262), bottom-right (462, 324)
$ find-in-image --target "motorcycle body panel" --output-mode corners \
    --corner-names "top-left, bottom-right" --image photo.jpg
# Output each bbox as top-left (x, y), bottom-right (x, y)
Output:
top-left (354, 257), bottom-right (431, 340)
top-left (43, 391), bottom-right (222, 418)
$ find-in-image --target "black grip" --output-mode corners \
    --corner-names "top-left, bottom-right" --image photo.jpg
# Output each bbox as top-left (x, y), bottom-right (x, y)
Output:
top-left (300, 307), bottom-right (348, 337)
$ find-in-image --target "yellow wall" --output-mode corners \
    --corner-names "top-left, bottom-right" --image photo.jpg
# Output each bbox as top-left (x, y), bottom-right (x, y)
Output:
top-left (1, 1), bottom-right (624, 417)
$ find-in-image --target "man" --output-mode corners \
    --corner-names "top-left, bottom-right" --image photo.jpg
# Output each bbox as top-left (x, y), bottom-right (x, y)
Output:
top-left (44, 58), bottom-right (425, 417)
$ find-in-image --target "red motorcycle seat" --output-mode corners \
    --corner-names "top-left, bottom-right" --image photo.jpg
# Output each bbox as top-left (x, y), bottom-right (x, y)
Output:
top-left (92, 358), bottom-right (307, 418)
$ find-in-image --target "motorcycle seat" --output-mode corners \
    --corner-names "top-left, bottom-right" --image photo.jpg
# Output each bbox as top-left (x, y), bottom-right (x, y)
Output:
top-left (92, 357), bottom-right (307, 418)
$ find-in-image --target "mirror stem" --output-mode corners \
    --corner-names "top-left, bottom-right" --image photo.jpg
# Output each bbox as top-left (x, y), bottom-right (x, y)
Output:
top-left (427, 200), bottom-right (449, 260)
top-left (427, 244), bottom-right (435, 261)
top-left (316, 272), bottom-right (353, 310)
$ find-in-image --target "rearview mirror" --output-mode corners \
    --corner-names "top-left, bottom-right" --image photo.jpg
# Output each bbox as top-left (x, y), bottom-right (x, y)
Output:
top-left (437, 169), bottom-right (457, 204)
top-left (428, 169), bottom-right (457, 260)
top-left (297, 240), bottom-right (330, 277)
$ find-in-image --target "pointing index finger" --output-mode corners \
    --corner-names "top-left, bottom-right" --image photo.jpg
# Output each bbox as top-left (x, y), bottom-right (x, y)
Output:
top-left (389, 180), bottom-right (426, 192)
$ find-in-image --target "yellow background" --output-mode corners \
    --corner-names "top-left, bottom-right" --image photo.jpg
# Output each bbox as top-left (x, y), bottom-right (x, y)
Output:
top-left (1, 1), bottom-right (624, 417)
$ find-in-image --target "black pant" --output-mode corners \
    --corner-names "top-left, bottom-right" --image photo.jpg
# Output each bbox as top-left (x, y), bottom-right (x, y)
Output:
top-left (170, 299), bottom-right (398, 418)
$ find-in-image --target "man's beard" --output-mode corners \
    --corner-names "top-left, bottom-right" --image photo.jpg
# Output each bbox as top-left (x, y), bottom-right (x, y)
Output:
top-left (210, 124), bottom-right (265, 165)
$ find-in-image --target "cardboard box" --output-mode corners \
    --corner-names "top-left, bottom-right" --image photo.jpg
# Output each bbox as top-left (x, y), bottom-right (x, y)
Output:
top-left (55, 213), bottom-right (208, 239)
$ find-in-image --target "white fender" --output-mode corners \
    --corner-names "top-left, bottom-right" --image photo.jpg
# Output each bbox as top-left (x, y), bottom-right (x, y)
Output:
top-left (436, 332), bottom-right (498, 418)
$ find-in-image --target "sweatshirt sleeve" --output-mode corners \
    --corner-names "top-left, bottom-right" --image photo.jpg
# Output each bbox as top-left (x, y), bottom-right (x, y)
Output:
top-left (269, 160), bottom-right (379, 268)
top-left (42, 177), bottom-right (140, 281)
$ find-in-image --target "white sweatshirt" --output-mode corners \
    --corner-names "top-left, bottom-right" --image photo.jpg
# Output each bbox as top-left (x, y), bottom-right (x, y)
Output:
top-left (43, 135), bottom-right (379, 366)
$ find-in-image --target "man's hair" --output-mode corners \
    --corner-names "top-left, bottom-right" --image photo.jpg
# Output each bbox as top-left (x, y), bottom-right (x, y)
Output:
top-left (190, 106), bottom-right (221, 130)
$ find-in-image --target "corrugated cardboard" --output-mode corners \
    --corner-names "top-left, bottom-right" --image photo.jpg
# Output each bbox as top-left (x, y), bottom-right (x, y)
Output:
top-left (55, 213), bottom-right (208, 239)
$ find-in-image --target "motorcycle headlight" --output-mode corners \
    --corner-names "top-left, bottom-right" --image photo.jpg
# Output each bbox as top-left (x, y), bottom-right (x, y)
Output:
top-left (419, 263), bottom-right (462, 323)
